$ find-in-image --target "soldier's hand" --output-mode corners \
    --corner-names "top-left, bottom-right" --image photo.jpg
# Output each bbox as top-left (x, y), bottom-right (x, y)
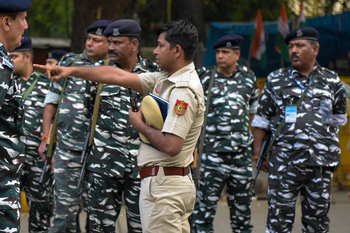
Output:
top-left (33, 64), bottom-right (70, 81)
top-left (261, 160), bottom-right (269, 173)
top-left (38, 140), bottom-right (47, 161)
top-left (128, 104), bottom-right (144, 132)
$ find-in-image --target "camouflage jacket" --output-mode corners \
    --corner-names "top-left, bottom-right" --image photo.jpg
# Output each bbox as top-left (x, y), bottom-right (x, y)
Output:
top-left (0, 43), bottom-right (25, 209)
top-left (48, 51), bottom-right (97, 151)
top-left (14, 72), bottom-right (51, 154)
top-left (89, 56), bottom-right (158, 178)
top-left (199, 65), bottom-right (259, 153)
top-left (252, 65), bottom-right (347, 167)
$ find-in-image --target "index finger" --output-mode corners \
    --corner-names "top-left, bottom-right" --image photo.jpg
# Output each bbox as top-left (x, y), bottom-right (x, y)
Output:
top-left (33, 64), bottom-right (51, 79)
top-left (33, 64), bottom-right (47, 73)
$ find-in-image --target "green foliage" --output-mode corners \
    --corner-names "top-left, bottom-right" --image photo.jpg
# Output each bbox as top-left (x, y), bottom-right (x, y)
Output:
top-left (26, 0), bottom-right (73, 38)
top-left (202, 0), bottom-right (289, 22)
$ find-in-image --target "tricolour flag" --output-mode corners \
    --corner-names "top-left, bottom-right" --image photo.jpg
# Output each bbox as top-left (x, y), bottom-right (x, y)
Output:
top-left (275, 3), bottom-right (290, 61)
top-left (251, 10), bottom-right (267, 68)
top-left (296, 0), bottom-right (306, 29)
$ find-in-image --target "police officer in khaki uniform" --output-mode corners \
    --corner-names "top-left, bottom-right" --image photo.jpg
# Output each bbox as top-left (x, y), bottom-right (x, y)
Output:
top-left (35, 19), bottom-right (205, 233)
top-left (0, 0), bottom-right (30, 231)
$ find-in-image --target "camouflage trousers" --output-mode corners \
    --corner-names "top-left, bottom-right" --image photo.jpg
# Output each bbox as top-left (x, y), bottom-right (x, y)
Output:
top-left (86, 171), bottom-right (142, 232)
top-left (192, 148), bottom-right (254, 233)
top-left (266, 164), bottom-right (333, 233)
top-left (50, 148), bottom-right (84, 233)
top-left (20, 145), bottom-right (54, 233)
top-left (0, 172), bottom-right (21, 233)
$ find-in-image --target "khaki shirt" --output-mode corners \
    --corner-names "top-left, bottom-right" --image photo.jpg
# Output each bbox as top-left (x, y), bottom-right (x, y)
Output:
top-left (138, 63), bottom-right (205, 167)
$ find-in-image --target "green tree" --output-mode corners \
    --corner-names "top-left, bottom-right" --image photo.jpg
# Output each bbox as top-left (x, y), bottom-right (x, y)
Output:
top-left (26, 0), bottom-right (350, 50)
top-left (27, 0), bottom-right (73, 38)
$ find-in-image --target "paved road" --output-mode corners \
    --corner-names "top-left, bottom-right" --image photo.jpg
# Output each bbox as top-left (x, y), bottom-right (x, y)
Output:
top-left (20, 188), bottom-right (350, 233)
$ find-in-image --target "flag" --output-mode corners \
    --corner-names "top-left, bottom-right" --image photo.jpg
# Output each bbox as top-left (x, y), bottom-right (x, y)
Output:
top-left (296, 0), bottom-right (306, 29)
top-left (251, 10), bottom-right (267, 68)
top-left (275, 3), bottom-right (290, 61)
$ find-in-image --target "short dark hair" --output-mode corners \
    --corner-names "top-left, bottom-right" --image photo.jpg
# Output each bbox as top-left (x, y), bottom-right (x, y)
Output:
top-left (0, 11), bottom-right (18, 20)
top-left (157, 19), bottom-right (198, 61)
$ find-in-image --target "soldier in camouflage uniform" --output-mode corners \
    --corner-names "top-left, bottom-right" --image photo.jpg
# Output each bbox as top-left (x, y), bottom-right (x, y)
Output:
top-left (0, 1), bottom-right (30, 232)
top-left (252, 27), bottom-right (347, 233)
top-left (86, 19), bottom-right (158, 233)
top-left (10, 37), bottom-right (54, 233)
top-left (192, 34), bottom-right (258, 233)
top-left (38, 20), bottom-right (111, 233)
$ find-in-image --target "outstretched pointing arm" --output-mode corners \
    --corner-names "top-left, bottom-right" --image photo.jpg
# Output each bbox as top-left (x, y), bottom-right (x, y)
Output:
top-left (34, 64), bottom-right (143, 94)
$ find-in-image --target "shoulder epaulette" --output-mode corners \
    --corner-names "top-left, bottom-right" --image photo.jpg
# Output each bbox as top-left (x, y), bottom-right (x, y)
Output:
top-left (321, 67), bottom-right (337, 77)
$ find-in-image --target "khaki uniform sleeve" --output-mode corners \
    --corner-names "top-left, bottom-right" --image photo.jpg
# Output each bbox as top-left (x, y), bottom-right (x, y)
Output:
top-left (162, 87), bottom-right (197, 139)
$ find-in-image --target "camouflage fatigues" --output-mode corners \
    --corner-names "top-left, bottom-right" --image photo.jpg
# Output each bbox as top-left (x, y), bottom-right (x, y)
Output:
top-left (47, 51), bottom-right (97, 233)
top-left (86, 57), bottom-right (157, 232)
top-left (14, 72), bottom-right (54, 233)
top-left (251, 65), bottom-right (347, 232)
top-left (192, 65), bottom-right (258, 233)
top-left (0, 43), bottom-right (26, 232)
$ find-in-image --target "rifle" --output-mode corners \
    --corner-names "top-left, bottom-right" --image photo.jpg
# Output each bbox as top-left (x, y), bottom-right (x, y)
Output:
top-left (252, 133), bottom-right (270, 186)
top-left (39, 124), bottom-right (56, 183)
top-left (128, 87), bottom-right (138, 112)
top-left (78, 84), bottom-right (101, 187)
top-left (78, 59), bottom-right (110, 187)
top-left (78, 122), bottom-right (92, 186)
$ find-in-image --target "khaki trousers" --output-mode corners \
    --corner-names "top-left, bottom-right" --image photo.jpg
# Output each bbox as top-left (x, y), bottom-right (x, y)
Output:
top-left (140, 167), bottom-right (196, 232)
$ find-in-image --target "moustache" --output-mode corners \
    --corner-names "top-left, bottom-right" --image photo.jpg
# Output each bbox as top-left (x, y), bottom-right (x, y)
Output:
top-left (291, 54), bottom-right (300, 59)
top-left (108, 50), bottom-right (118, 56)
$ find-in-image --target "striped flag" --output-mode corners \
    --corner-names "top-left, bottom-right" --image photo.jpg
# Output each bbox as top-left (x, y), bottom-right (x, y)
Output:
top-left (296, 0), bottom-right (306, 29)
top-left (251, 10), bottom-right (267, 68)
top-left (275, 3), bottom-right (290, 61)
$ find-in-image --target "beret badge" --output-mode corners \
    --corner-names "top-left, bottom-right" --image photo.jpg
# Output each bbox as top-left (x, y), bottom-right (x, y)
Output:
top-left (96, 28), bottom-right (103, 36)
top-left (297, 29), bottom-right (303, 37)
top-left (113, 28), bottom-right (120, 36)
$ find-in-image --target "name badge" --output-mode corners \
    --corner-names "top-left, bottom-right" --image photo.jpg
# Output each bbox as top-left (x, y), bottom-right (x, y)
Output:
top-left (285, 106), bottom-right (297, 123)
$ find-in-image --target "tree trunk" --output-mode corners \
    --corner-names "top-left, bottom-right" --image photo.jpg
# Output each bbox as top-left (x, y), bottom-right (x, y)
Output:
top-left (71, 0), bottom-right (129, 53)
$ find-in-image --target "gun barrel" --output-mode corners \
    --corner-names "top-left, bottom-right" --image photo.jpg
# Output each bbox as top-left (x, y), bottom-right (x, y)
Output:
top-left (39, 159), bottom-right (49, 183)
top-left (80, 131), bottom-right (91, 163)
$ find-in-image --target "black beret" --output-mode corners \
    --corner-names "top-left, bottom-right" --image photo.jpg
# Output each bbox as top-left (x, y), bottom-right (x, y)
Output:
top-left (86, 20), bottom-right (112, 36)
top-left (46, 49), bottom-right (68, 61)
top-left (103, 19), bottom-right (141, 37)
top-left (0, 0), bottom-right (31, 12)
top-left (11, 36), bottom-right (32, 52)
top-left (213, 34), bottom-right (243, 50)
top-left (285, 27), bottom-right (319, 44)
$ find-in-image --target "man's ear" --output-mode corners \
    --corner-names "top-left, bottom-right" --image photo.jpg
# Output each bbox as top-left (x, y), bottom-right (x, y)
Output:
top-left (312, 44), bottom-right (319, 56)
top-left (0, 16), bottom-right (11, 31)
top-left (24, 52), bottom-right (32, 62)
top-left (235, 50), bottom-right (241, 57)
top-left (131, 39), bottom-right (139, 52)
top-left (174, 44), bottom-right (182, 58)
